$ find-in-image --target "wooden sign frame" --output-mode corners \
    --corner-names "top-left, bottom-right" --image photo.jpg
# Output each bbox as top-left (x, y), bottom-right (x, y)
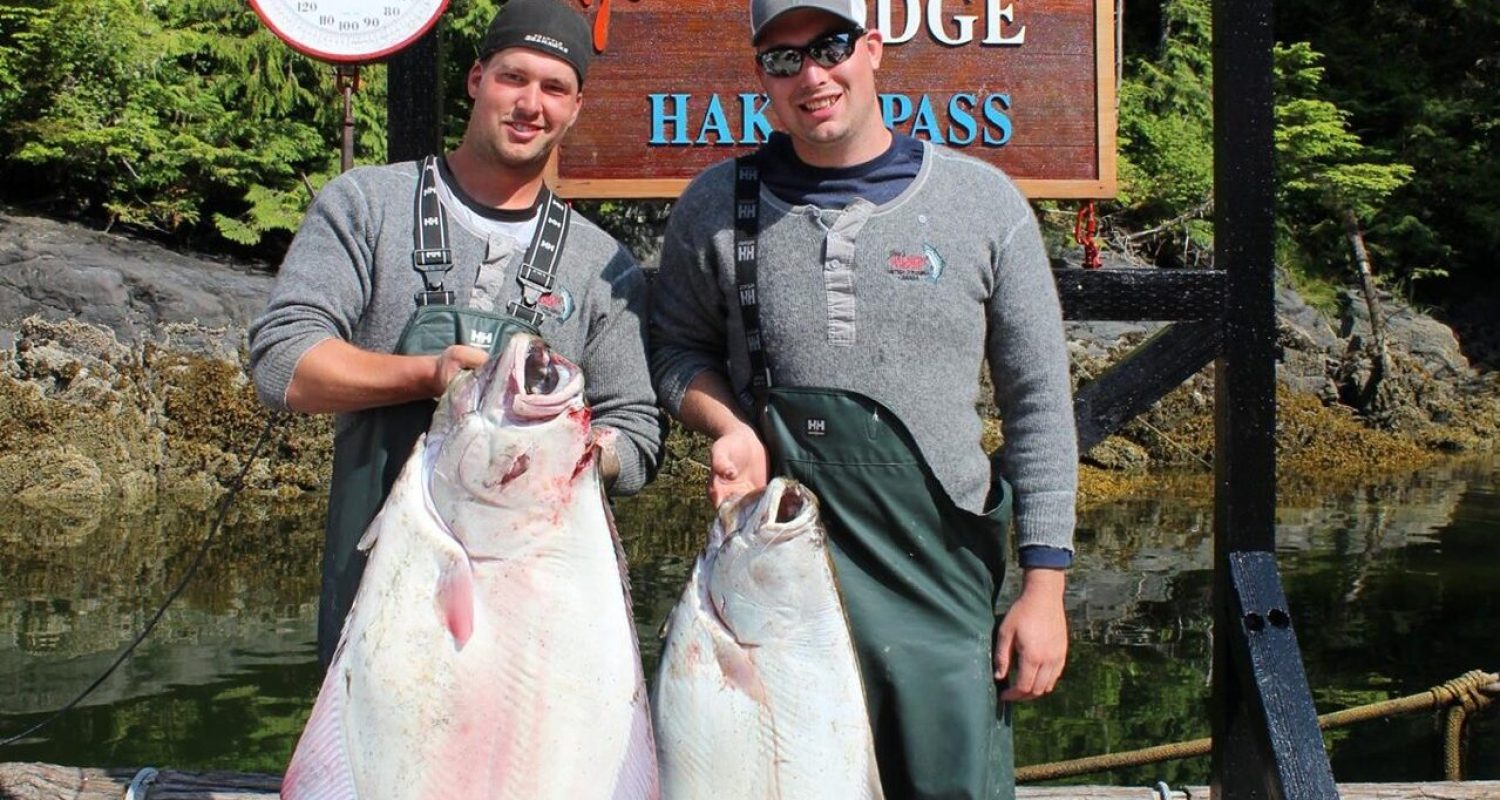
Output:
top-left (550, 0), bottom-right (1116, 200)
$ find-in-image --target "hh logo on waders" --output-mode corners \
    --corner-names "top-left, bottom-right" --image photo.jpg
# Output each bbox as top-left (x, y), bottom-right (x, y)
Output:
top-left (469, 329), bottom-right (496, 349)
top-left (805, 418), bottom-right (828, 437)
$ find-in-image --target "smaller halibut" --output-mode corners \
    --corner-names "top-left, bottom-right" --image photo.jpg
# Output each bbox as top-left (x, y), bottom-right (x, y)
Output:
top-left (652, 478), bottom-right (883, 799)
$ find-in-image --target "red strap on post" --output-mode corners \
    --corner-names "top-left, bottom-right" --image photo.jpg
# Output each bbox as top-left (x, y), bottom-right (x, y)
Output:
top-left (1074, 201), bottom-right (1102, 270)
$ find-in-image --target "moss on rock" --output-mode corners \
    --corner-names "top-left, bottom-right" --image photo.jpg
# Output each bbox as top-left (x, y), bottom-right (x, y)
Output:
top-left (0, 316), bottom-right (330, 504)
top-left (2, 313), bottom-right (1495, 517)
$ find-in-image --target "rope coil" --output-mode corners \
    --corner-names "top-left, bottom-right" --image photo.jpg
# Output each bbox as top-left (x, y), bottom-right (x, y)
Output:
top-left (1016, 668), bottom-right (1498, 784)
top-left (1433, 670), bottom-right (1497, 781)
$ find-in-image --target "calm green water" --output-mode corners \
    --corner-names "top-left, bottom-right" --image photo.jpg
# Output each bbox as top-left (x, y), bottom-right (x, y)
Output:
top-left (0, 458), bottom-right (1495, 786)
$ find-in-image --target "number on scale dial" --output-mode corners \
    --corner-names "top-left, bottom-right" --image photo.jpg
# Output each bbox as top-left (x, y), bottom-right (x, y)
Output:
top-left (250, 0), bottom-right (449, 64)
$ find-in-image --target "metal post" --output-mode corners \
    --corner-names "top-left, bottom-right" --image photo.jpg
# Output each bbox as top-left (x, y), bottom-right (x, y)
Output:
top-left (1210, 1), bottom-right (1338, 796)
top-left (387, 24), bottom-right (444, 164)
top-left (336, 66), bottom-right (360, 173)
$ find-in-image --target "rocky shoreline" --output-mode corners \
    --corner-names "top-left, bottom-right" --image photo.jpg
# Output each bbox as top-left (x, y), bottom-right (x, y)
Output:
top-left (1, 209), bottom-right (1496, 508)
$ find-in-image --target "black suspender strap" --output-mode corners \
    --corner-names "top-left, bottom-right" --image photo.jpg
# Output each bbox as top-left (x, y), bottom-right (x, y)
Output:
top-left (506, 187), bottom-right (572, 327)
top-left (409, 156), bottom-right (573, 323)
top-left (734, 156), bottom-right (772, 401)
top-left (411, 156), bottom-right (456, 307)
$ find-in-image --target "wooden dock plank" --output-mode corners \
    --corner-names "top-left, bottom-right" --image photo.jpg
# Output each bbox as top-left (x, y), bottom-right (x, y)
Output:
top-left (3, 762), bottom-right (1498, 799)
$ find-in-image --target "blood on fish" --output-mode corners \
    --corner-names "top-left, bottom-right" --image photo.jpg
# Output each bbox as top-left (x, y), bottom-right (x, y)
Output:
top-left (501, 452), bottom-right (530, 485)
top-left (572, 450), bottom-right (594, 481)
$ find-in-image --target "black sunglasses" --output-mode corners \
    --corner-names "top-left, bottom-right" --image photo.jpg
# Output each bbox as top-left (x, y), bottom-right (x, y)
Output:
top-left (755, 28), bottom-right (865, 78)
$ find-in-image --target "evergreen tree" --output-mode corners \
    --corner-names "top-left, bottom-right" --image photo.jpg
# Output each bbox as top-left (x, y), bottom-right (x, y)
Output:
top-left (1275, 0), bottom-right (1500, 302)
top-left (1113, 0), bottom-right (1215, 267)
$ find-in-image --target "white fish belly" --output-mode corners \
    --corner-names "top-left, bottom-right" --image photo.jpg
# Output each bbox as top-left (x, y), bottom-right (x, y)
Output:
top-left (652, 562), bottom-right (882, 800)
top-left (283, 455), bottom-right (656, 800)
top-left (653, 568), bottom-right (778, 798)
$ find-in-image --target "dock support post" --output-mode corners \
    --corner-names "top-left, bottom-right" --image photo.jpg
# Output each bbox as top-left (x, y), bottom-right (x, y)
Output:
top-left (1210, 0), bottom-right (1339, 796)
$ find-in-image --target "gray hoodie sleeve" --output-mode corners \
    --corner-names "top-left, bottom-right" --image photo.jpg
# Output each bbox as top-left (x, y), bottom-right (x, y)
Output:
top-left (581, 241), bottom-right (666, 496)
top-left (247, 172), bottom-right (377, 410)
top-left (985, 187), bottom-right (1078, 552)
top-left (649, 173), bottom-right (736, 415)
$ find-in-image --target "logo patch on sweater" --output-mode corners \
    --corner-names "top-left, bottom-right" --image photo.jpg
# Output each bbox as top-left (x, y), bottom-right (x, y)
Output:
top-left (536, 288), bottom-right (575, 323)
top-left (887, 244), bottom-right (946, 283)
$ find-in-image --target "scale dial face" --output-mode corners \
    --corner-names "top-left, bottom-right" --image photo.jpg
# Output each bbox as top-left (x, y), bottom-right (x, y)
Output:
top-left (250, 0), bottom-right (450, 64)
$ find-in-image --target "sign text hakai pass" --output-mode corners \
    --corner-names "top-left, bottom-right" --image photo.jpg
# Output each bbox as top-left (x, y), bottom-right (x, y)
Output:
top-left (555, 0), bottom-right (1116, 199)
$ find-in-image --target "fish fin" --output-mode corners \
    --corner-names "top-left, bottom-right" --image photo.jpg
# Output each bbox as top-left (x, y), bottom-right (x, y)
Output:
top-left (281, 663), bottom-right (359, 800)
top-left (608, 685), bottom-right (661, 800)
top-left (711, 634), bottom-right (768, 704)
top-left (436, 558), bottom-right (476, 649)
top-left (354, 434), bottom-right (428, 554)
top-left (599, 479), bottom-right (638, 617)
top-left (354, 516), bottom-right (381, 553)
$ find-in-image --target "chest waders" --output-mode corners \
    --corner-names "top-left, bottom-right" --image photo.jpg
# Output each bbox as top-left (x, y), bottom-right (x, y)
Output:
top-left (318, 157), bottom-right (572, 668)
top-left (735, 158), bottom-right (1016, 800)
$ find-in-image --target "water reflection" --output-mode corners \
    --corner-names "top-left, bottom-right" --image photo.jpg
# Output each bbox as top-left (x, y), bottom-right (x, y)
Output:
top-left (0, 460), bottom-right (1495, 785)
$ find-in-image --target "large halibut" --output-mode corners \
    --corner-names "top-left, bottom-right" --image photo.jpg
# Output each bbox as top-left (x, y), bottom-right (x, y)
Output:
top-left (282, 334), bottom-right (658, 800)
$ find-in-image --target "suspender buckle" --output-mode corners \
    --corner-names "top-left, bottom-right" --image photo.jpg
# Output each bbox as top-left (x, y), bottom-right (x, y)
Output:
top-left (516, 262), bottom-right (556, 304)
top-left (507, 301), bottom-right (544, 327)
top-left (412, 248), bottom-right (452, 268)
top-left (415, 290), bottom-right (456, 307)
top-left (517, 262), bottom-right (555, 292)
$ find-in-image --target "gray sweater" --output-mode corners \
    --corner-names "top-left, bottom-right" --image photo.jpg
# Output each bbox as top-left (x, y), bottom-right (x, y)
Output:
top-left (650, 142), bottom-right (1076, 551)
top-left (249, 161), bottom-right (663, 494)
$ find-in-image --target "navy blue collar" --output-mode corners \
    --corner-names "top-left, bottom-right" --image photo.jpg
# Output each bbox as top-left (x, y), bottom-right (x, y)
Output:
top-left (756, 132), bottom-right (924, 210)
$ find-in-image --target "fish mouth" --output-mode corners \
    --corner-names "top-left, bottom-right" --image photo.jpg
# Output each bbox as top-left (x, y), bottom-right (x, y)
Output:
top-left (763, 479), bottom-right (808, 526)
top-left (715, 478), bottom-right (819, 548)
top-left (473, 334), bottom-right (584, 421)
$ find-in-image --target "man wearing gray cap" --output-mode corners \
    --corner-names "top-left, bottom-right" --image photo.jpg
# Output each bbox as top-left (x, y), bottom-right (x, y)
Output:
top-left (251, 0), bottom-right (663, 669)
top-left (650, 0), bottom-right (1077, 797)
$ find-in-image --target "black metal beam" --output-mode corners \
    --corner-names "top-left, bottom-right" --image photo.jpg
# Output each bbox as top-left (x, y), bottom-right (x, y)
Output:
top-left (386, 25), bottom-right (444, 164)
top-left (1211, 0), bottom-right (1338, 796)
top-left (1055, 268), bottom-right (1225, 321)
top-left (1073, 321), bottom-right (1222, 454)
top-left (1227, 553), bottom-right (1340, 796)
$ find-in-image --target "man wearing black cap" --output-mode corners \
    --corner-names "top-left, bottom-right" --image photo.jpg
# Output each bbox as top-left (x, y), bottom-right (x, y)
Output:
top-left (250, 0), bottom-right (663, 668)
top-left (651, 0), bottom-right (1076, 798)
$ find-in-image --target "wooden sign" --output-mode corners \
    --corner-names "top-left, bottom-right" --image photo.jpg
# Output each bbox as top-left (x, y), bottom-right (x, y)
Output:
top-left (553, 0), bottom-right (1116, 199)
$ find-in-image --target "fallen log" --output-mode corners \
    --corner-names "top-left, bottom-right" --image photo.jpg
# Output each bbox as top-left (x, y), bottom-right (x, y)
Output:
top-left (2, 763), bottom-right (1498, 799)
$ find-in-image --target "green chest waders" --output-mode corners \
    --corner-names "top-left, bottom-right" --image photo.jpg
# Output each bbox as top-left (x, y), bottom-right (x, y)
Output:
top-left (735, 159), bottom-right (1016, 800)
top-left (317, 157), bottom-right (571, 668)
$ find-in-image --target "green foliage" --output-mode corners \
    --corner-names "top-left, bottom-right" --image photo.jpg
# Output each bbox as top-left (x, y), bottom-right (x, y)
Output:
top-left (1277, 233), bottom-right (1343, 315)
top-left (1111, 0), bottom-right (1216, 266)
top-left (3, 0), bottom-right (1495, 301)
top-left (574, 200), bottom-right (673, 262)
top-left (1274, 43), bottom-right (1414, 221)
top-left (0, 0), bottom-right (371, 249)
top-left (1114, 3), bottom-right (1428, 291)
top-left (1272, 41), bottom-right (1417, 293)
top-left (1275, 0), bottom-right (1499, 302)
top-left (439, 0), bottom-right (502, 148)
top-left (0, 4), bottom-right (44, 122)
top-left (1116, 0), bottom-right (1213, 218)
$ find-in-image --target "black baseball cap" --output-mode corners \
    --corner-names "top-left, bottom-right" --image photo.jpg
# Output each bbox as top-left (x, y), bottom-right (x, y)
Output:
top-left (478, 0), bottom-right (593, 86)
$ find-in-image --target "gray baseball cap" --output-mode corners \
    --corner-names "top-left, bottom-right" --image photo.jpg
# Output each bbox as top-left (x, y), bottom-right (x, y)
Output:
top-left (749, 0), bottom-right (867, 44)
